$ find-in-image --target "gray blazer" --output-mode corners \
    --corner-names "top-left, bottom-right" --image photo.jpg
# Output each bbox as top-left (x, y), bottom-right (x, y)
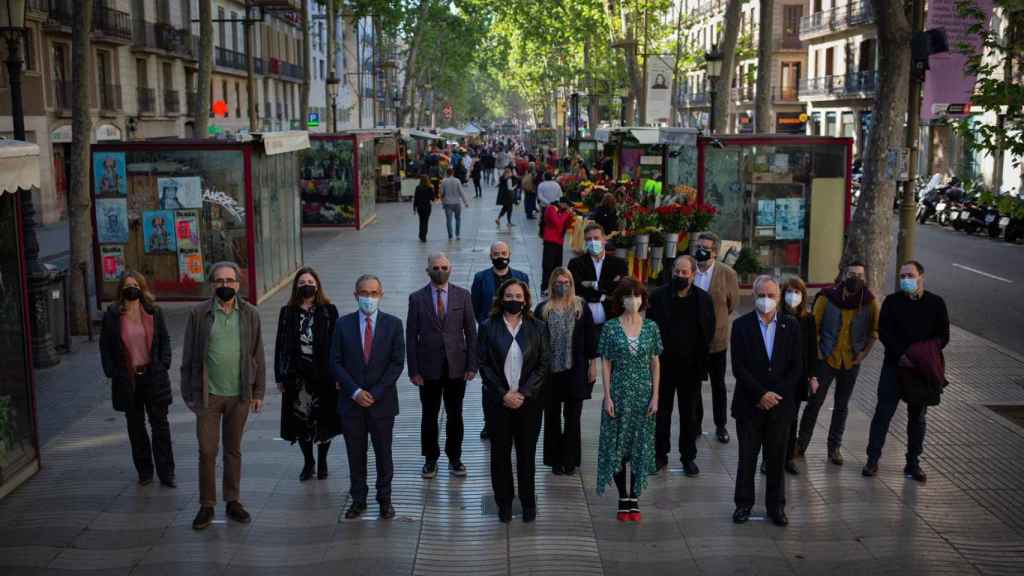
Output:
top-left (406, 284), bottom-right (478, 381)
top-left (180, 298), bottom-right (267, 412)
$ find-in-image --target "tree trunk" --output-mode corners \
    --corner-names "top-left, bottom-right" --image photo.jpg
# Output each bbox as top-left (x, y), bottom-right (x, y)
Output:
top-left (194, 0), bottom-right (212, 137)
top-left (398, 0), bottom-right (430, 128)
top-left (844, 0), bottom-right (913, 294)
top-left (68, 0), bottom-right (93, 335)
top-left (670, 3), bottom-right (684, 127)
top-left (326, 0), bottom-right (335, 132)
top-left (300, 0), bottom-right (311, 130)
top-left (713, 0), bottom-right (743, 134)
top-left (754, 0), bottom-right (775, 133)
top-left (585, 35), bottom-right (598, 131)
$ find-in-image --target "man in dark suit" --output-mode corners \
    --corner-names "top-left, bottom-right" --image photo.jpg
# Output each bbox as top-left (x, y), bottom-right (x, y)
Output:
top-left (567, 223), bottom-right (628, 327)
top-left (648, 256), bottom-right (715, 476)
top-left (408, 253), bottom-right (478, 479)
top-left (730, 275), bottom-right (802, 527)
top-left (331, 274), bottom-right (406, 520)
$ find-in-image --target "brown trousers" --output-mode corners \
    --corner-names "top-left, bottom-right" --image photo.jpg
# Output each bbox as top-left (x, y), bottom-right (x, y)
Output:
top-left (197, 394), bottom-right (250, 507)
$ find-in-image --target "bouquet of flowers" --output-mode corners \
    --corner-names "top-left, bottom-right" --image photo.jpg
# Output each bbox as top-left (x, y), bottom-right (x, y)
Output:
top-left (622, 203), bottom-right (660, 235)
top-left (689, 201), bottom-right (718, 232)
top-left (655, 204), bottom-right (691, 234)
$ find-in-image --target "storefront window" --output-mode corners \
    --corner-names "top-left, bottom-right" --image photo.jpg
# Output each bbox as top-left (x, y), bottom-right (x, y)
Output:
top-left (301, 139), bottom-right (356, 226)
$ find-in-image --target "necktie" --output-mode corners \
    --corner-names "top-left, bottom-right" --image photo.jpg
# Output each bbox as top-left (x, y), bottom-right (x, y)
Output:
top-left (436, 289), bottom-right (446, 322)
top-left (363, 316), bottom-right (373, 364)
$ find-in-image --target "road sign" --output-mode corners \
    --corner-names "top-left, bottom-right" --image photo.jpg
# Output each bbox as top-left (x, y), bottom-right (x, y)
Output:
top-left (212, 100), bottom-right (228, 118)
top-left (307, 111), bottom-right (320, 128)
top-left (442, 103), bottom-right (453, 120)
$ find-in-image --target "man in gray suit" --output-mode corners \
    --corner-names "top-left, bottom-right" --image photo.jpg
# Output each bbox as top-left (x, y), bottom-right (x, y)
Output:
top-left (407, 253), bottom-right (478, 479)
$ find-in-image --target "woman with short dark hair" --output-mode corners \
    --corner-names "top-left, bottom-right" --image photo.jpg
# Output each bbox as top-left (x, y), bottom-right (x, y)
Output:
top-left (414, 175), bottom-right (435, 243)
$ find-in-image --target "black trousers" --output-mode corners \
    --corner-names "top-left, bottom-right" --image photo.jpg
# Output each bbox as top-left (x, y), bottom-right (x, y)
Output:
top-left (656, 374), bottom-right (701, 462)
top-left (735, 407), bottom-right (791, 512)
top-left (417, 207), bottom-right (431, 241)
top-left (473, 179), bottom-right (482, 197)
top-left (497, 204), bottom-right (514, 224)
top-left (700, 350), bottom-right (729, 430)
top-left (125, 371), bottom-right (174, 482)
top-left (341, 407), bottom-right (395, 504)
top-left (541, 241), bottom-right (563, 291)
top-left (867, 363), bottom-right (928, 466)
top-left (798, 362), bottom-right (860, 451)
top-left (487, 398), bottom-right (542, 508)
top-left (542, 372), bottom-right (583, 469)
top-left (420, 376), bottom-right (467, 463)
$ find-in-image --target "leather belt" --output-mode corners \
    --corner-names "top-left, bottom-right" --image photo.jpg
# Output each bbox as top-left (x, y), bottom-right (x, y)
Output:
top-left (134, 365), bottom-right (149, 376)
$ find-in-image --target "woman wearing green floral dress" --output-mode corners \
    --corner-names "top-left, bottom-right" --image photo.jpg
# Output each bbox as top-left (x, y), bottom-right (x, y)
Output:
top-left (596, 277), bottom-right (662, 522)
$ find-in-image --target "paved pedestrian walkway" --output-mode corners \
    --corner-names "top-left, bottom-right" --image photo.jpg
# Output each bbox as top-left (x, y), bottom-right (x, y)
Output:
top-left (2, 178), bottom-right (1024, 575)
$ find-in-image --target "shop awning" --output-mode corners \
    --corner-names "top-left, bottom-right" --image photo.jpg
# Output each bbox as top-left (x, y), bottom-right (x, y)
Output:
top-left (0, 140), bottom-right (41, 196)
top-left (594, 127), bottom-right (698, 147)
top-left (462, 123), bottom-right (483, 134)
top-left (440, 127), bottom-right (468, 138)
top-left (254, 130), bottom-right (311, 156)
top-left (401, 128), bottom-right (445, 141)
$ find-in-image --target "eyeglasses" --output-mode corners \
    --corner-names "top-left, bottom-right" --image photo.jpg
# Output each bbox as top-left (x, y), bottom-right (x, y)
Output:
top-left (212, 278), bottom-right (239, 286)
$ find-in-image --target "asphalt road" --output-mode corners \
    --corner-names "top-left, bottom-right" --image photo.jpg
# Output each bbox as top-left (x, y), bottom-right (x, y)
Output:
top-left (887, 221), bottom-right (1024, 356)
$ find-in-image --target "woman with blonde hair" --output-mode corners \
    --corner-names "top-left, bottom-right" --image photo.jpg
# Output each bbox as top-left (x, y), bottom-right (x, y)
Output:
top-left (100, 270), bottom-right (175, 487)
top-left (535, 267), bottom-right (598, 476)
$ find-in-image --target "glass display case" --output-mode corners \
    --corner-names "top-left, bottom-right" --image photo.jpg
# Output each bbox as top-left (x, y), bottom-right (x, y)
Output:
top-left (301, 133), bottom-right (377, 228)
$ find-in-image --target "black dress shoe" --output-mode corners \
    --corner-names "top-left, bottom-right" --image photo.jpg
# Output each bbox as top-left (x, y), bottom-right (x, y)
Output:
top-left (138, 476), bottom-right (154, 486)
top-left (159, 476), bottom-right (177, 488)
top-left (192, 506), bottom-right (214, 530)
top-left (904, 464), bottom-right (927, 483)
top-left (769, 509), bottom-right (789, 526)
top-left (716, 427), bottom-right (730, 444)
top-left (829, 447), bottom-right (845, 466)
top-left (682, 460), bottom-right (700, 477)
top-left (379, 501), bottom-right (396, 519)
top-left (522, 506), bottom-right (537, 523)
top-left (480, 429), bottom-right (490, 441)
top-left (562, 466), bottom-right (575, 476)
top-left (300, 462), bottom-right (315, 482)
top-left (449, 462), bottom-right (468, 477)
top-left (498, 505), bottom-right (512, 523)
top-left (655, 457), bottom-right (668, 472)
top-left (732, 506), bottom-right (752, 524)
top-left (784, 460), bottom-right (800, 476)
top-left (317, 458), bottom-right (329, 480)
top-left (344, 501), bottom-right (367, 519)
top-left (862, 460), bottom-right (879, 477)
top-left (225, 501), bottom-right (251, 523)
top-left (551, 465), bottom-right (564, 475)
top-left (422, 460), bottom-right (438, 479)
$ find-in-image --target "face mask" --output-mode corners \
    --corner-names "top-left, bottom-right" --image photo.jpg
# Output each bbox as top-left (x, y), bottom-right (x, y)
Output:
top-left (551, 283), bottom-right (569, 298)
top-left (672, 276), bottom-right (690, 292)
top-left (122, 286), bottom-right (142, 302)
top-left (755, 297), bottom-right (777, 315)
top-left (586, 239), bottom-right (604, 256)
top-left (501, 300), bottom-right (524, 315)
top-left (357, 296), bottom-right (379, 316)
top-left (900, 277), bottom-right (918, 294)
top-left (298, 285), bottom-right (317, 299)
top-left (844, 276), bottom-right (864, 292)
top-left (491, 257), bottom-right (509, 271)
top-left (784, 291), bottom-right (802, 309)
top-left (215, 286), bottom-right (236, 302)
top-left (622, 296), bottom-right (642, 313)
top-left (695, 247), bottom-right (712, 262)
top-left (428, 269), bottom-right (450, 285)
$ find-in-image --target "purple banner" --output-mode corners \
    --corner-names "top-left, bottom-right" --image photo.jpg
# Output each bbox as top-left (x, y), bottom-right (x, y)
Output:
top-left (921, 0), bottom-right (994, 121)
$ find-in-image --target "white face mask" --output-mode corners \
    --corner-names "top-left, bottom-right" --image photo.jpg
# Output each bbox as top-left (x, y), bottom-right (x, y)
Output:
top-left (755, 297), bottom-right (777, 315)
top-left (784, 291), bottom-right (802, 309)
top-left (622, 296), bottom-right (642, 313)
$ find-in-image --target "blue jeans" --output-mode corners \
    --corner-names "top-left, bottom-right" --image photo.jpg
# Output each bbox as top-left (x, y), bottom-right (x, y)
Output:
top-left (866, 363), bottom-right (928, 466)
top-left (444, 204), bottom-right (462, 238)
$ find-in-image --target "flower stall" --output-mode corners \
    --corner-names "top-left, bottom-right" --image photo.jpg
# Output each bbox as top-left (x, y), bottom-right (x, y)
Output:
top-left (300, 132), bottom-right (377, 229)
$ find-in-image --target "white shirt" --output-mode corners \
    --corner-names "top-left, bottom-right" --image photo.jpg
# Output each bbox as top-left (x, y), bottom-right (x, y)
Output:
top-left (758, 313), bottom-right (778, 362)
top-left (503, 317), bottom-right (523, 393)
top-left (695, 261), bottom-right (715, 293)
top-left (588, 255), bottom-right (607, 324)
top-left (537, 181), bottom-right (563, 206)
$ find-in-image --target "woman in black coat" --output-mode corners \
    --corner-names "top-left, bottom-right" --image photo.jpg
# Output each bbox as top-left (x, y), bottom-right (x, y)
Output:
top-left (495, 166), bottom-right (519, 227)
top-left (773, 276), bottom-right (819, 475)
top-left (413, 175), bottom-right (435, 243)
top-left (471, 156), bottom-right (483, 198)
top-left (477, 278), bottom-right (550, 523)
top-left (275, 267), bottom-right (341, 481)
top-left (100, 271), bottom-right (175, 487)
top-left (535, 267), bottom-right (598, 476)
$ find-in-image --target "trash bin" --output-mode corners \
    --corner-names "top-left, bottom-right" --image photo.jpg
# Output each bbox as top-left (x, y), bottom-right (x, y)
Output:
top-left (43, 264), bottom-right (69, 353)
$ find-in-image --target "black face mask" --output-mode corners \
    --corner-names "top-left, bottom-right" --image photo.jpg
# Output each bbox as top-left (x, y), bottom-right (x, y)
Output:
top-left (215, 286), bottom-right (237, 302)
top-left (122, 286), bottom-right (142, 302)
top-left (492, 257), bottom-right (510, 271)
top-left (672, 276), bottom-right (690, 292)
top-left (695, 248), bottom-right (712, 262)
top-left (298, 285), bottom-right (317, 299)
top-left (844, 277), bottom-right (864, 293)
top-left (501, 300), bottom-right (524, 315)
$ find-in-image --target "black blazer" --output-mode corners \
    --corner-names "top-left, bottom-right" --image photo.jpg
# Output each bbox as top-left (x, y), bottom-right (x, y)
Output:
top-left (567, 253), bottom-right (629, 317)
top-left (274, 304), bottom-right (341, 441)
top-left (729, 311), bottom-right (802, 421)
top-left (793, 312), bottom-right (818, 402)
top-left (647, 285), bottom-right (716, 379)
top-left (100, 303), bottom-right (173, 412)
top-left (414, 184), bottom-right (434, 212)
top-left (534, 300), bottom-right (598, 399)
top-left (330, 312), bottom-right (406, 419)
top-left (477, 315), bottom-right (550, 406)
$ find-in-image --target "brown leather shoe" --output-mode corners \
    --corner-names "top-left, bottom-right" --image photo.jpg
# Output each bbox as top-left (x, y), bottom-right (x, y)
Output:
top-left (192, 507), bottom-right (214, 530)
top-left (225, 501), bottom-right (251, 523)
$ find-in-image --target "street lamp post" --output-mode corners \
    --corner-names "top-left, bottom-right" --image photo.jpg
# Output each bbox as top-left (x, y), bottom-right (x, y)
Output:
top-left (326, 76), bottom-right (340, 133)
top-left (704, 48), bottom-right (723, 134)
top-left (2, 0), bottom-right (59, 367)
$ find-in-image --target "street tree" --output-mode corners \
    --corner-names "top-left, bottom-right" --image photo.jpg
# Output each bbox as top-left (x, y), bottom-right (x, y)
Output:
top-left (712, 0), bottom-right (743, 134)
top-left (69, 0), bottom-right (93, 334)
top-left (300, 0), bottom-right (311, 129)
top-left (194, 0), bottom-right (213, 138)
top-left (755, 0), bottom-right (775, 133)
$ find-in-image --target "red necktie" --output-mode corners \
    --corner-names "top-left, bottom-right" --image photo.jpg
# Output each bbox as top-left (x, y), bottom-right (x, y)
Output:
top-left (363, 316), bottom-right (373, 364)
top-left (436, 289), bottom-right (446, 322)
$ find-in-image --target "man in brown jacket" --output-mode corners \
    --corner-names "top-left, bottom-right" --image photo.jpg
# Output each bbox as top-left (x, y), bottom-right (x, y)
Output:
top-left (180, 261), bottom-right (266, 530)
top-left (692, 232), bottom-right (739, 444)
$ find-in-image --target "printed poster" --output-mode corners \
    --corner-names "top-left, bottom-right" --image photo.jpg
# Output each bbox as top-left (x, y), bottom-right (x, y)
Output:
top-left (93, 152), bottom-right (127, 196)
top-left (142, 210), bottom-right (177, 253)
top-left (158, 176), bottom-right (203, 209)
top-left (100, 245), bottom-right (125, 282)
top-left (174, 210), bottom-right (201, 251)
top-left (775, 197), bottom-right (806, 240)
top-left (756, 199), bottom-right (776, 226)
top-left (178, 248), bottom-right (205, 283)
top-left (95, 198), bottom-right (129, 244)
top-left (127, 179), bottom-right (157, 222)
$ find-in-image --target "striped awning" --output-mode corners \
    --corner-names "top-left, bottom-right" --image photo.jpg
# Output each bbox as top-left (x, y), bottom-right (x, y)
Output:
top-left (0, 140), bottom-right (41, 196)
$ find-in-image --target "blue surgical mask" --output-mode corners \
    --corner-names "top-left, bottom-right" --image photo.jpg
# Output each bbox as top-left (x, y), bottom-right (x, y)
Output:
top-left (899, 278), bottom-right (917, 294)
top-left (586, 239), bottom-right (604, 256)
top-left (357, 296), bottom-right (379, 315)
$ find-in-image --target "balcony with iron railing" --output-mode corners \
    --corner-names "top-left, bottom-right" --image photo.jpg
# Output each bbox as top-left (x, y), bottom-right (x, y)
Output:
top-left (99, 83), bottom-right (122, 112)
top-left (282, 62), bottom-right (304, 80)
top-left (773, 85), bottom-right (801, 102)
top-left (731, 85), bottom-right (756, 103)
top-left (93, 4), bottom-right (133, 41)
top-left (215, 46), bottom-right (248, 71)
top-left (164, 90), bottom-right (180, 115)
top-left (799, 1), bottom-right (875, 40)
top-left (134, 20), bottom-right (194, 58)
top-left (138, 87), bottom-right (156, 114)
top-left (798, 70), bottom-right (878, 99)
top-left (777, 35), bottom-right (803, 51)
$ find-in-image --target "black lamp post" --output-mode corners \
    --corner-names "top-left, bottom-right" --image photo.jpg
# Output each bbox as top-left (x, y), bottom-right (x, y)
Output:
top-left (705, 48), bottom-right (723, 134)
top-left (2, 0), bottom-right (58, 367)
top-left (326, 75), bottom-right (339, 133)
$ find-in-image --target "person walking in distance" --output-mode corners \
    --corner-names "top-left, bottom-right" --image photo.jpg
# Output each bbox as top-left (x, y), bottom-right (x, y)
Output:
top-left (441, 168), bottom-right (470, 240)
top-left (274, 267), bottom-right (340, 482)
top-left (496, 166), bottom-right (519, 228)
top-left (181, 262), bottom-right (266, 531)
top-left (568, 223), bottom-right (629, 329)
top-left (536, 268), bottom-right (598, 476)
top-left (471, 155), bottom-right (483, 198)
top-left (863, 261), bottom-right (949, 483)
top-left (730, 276), bottom-right (802, 527)
top-left (330, 275), bottom-right (406, 519)
top-left (521, 162), bottom-right (538, 219)
top-left (796, 261), bottom-right (879, 466)
top-left (100, 271), bottom-right (175, 488)
top-left (414, 175), bottom-right (436, 243)
top-left (692, 232), bottom-right (739, 444)
top-left (648, 256), bottom-right (715, 476)
top-left (407, 253), bottom-right (478, 479)
top-left (539, 199), bottom-right (574, 294)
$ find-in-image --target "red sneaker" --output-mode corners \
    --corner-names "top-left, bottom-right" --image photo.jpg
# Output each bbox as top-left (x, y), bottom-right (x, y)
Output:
top-left (628, 511), bottom-right (642, 522)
